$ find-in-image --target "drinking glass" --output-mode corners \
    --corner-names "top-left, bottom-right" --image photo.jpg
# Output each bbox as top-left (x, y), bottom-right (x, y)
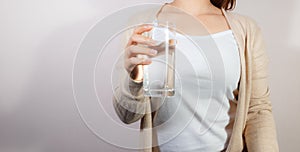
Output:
top-left (143, 20), bottom-right (176, 97)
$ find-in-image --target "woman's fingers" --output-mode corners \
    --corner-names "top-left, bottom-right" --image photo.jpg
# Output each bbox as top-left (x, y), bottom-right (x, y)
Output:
top-left (130, 34), bottom-right (158, 46)
top-left (129, 56), bottom-right (152, 65)
top-left (127, 25), bottom-right (157, 46)
top-left (126, 45), bottom-right (157, 58)
top-left (125, 56), bottom-right (152, 72)
top-left (133, 25), bottom-right (152, 35)
top-left (124, 25), bottom-right (158, 73)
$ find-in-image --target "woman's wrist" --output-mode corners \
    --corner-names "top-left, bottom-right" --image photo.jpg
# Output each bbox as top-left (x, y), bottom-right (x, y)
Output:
top-left (129, 65), bottom-right (144, 83)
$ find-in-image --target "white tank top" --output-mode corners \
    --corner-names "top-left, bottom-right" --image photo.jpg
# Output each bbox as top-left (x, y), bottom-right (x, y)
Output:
top-left (153, 30), bottom-right (241, 152)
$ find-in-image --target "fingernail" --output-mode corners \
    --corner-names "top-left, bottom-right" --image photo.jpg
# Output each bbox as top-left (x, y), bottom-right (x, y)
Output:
top-left (144, 58), bottom-right (152, 63)
top-left (150, 40), bottom-right (160, 45)
top-left (150, 49), bottom-right (157, 55)
top-left (153, 40), bottom-right (164, 46)
top-left (144, 25), bottom-right (152, 28)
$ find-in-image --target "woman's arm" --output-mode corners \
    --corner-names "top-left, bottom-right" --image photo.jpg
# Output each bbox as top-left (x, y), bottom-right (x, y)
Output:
top-left (112, 75), bottom-right (147, 124)
top-left (244, 19), bottom-right (279, 152)
top-left (112, 25), bottom-right (157, 124)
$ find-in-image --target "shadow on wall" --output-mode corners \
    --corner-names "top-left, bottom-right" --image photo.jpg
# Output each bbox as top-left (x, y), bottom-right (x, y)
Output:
top-left (0, 0), bottom-right (148, 152)
top-left (236, 0), bottom-right (300, 152)
top-left (8, 18), bottom-right (139, 152)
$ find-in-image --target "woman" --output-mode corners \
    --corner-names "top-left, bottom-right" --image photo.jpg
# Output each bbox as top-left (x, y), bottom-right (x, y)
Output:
top-left (113, 0), bottom-right (279, 151)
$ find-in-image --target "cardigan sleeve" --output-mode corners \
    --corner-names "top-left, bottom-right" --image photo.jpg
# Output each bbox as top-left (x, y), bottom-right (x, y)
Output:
top-left (112, 74), bottom-right (148, 124)
top-left (244, 18), bottom-right (279, 152)
top-left (112, 19), bottom-right (149, 124)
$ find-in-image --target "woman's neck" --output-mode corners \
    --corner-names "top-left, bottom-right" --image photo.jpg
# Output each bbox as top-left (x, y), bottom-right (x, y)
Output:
top-left (169, 0), bottom-right (221, 16)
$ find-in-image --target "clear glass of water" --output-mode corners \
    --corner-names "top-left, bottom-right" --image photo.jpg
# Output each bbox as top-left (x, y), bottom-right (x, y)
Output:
top-left (143, 21), bottom-right (176, 97)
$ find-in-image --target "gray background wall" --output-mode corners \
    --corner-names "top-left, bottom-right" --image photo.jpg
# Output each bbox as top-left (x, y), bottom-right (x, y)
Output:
top-left (0, 0), bottom-right (299, 151)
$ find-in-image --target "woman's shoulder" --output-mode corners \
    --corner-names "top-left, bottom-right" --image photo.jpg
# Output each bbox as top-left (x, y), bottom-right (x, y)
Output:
top-left (225, 11), bottom-right (262, 33)
top-left (226, 11), bottom-right (256, 23)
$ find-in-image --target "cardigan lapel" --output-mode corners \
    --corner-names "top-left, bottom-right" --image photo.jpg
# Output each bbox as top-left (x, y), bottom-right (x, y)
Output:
top-left (221, 9), bottom-right (248, 151)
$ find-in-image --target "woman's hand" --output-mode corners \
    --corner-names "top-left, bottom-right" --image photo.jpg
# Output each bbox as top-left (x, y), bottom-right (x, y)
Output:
top-left (124, 25), bottom-right (158, 82)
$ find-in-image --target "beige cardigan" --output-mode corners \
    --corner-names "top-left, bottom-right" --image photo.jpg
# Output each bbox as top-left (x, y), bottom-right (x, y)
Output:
top-left (113, 8), bottom-right (279, 152)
